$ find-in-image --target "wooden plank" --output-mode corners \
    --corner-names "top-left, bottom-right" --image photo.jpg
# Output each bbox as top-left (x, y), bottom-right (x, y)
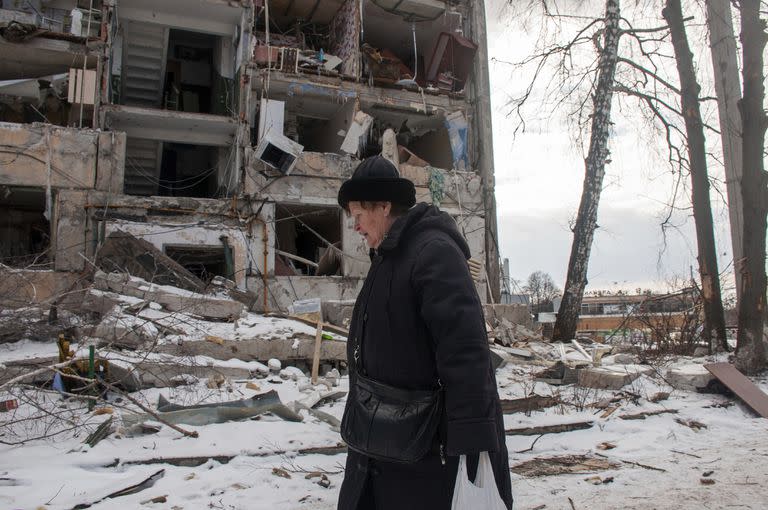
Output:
top-left (311, 321), bottom-right (323, 385)
top-left (505, 421), bottom-right (594, 436)
top-left (285, 314), bottom-right (349, 337)
top-left (500, 395), bottom-right (559, 414)
top-left (704, 362), bottom-right (768, 418)
top-left (619, 409), bottom-right (678, 420)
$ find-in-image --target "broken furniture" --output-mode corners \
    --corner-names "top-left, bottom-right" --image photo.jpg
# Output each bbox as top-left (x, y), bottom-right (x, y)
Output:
top-left (426, 32), bottom-right (478, 93)
top-left (361, 43), bottom-right (411, 84)
top-left (254, 129), bottom-right (304, 175)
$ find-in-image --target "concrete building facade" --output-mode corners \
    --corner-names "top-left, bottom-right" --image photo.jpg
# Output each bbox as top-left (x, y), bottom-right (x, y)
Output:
top-left (0, 0), bottom-right (499, 313)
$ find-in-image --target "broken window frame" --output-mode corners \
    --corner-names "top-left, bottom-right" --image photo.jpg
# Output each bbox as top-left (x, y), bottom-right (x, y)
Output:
top-left (274, 203), bottom-right (343, 278)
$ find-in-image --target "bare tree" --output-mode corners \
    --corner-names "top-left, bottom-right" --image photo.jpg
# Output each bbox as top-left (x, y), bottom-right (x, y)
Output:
top-left (705, 0), bottom-right (744, 302)
top-left (662, 0), bottom-right (728, 352)
top-left (552, 0), bottom-right (622, 342)
top-left (524, 270), bottom-right (561, 313)
top-left (735, 0), bottom-right (768, 374)
top-left (501, 1), bottom-right (735, 344)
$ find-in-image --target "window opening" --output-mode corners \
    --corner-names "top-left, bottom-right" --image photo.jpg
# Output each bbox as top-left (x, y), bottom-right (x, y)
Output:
top-left (0, 186), bottom-right (50, 267)
top-left (164, 245), bottom-right (227, 283)
top-left (275, 204), bottom-right (341, 276)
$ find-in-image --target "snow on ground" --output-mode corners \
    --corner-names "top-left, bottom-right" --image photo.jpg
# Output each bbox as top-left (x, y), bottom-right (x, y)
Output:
top-left (2, 342), bottom-right (767, 510)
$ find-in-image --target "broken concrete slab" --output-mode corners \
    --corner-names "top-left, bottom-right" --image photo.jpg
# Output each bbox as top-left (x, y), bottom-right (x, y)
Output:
top-left (484, 303), bottom-right (533, 329)
top-left (79, 289), bottom-right (122, 318)
top-left (535, 361), bottom-right (582, 385)
top-left (90, 314), bottom-right (160, 349)
top-left (94, 271), bottom-right (246, 320)
top-left (489, 348), bottom-right (507, 370)
top-left (96, 231), bottom-right (206, 293)
top-left (306, 408), bottom-right (341, 432)
top-left (492, 318), bottom-right (541, 347)
top-left (578, 364), bottom-right (654, 390)
top-left (601, 353), bottom-right (638, 365)
top-left (321, 299), bottom-right (355, 329)
top-left (154, 335), bottom-right (346, 365)
top-left (129, 361), bottom-right (256, 389)
top-left (666, 364), bottom-right (715, 391)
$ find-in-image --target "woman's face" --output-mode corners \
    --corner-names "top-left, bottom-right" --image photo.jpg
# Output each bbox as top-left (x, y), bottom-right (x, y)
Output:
top-left (348, 201), bottom-right (393, 249)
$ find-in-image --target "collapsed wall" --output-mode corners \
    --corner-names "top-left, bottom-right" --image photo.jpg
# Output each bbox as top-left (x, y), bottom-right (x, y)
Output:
top-left (1, 0), bottom-right (498, 315)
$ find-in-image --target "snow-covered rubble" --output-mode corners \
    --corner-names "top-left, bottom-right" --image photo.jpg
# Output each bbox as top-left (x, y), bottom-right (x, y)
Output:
top-left (1, 276), bottom-right (767, 509)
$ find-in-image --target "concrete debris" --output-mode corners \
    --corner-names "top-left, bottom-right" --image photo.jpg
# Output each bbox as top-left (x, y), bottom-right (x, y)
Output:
top-left (96, 231), bottom-right (206, 293)
top-left (169, 374), bottom-right (198, 387)
top-left (534, 361), bottom-right (582, 385)
top-left (280, 366), bottom-right (306, 381)
top-left (154, 336), bottom-right (346, 369)
top-left (601, 353), bottom-right (638, 365)
top-left (489, 348), bottom-right (507, 371)
top-left (91, 314), bottom-right (158, 349)
top-left (491, 318), bottom-right (540, 347)
top-left (206, 374), bottom-right (227, 389)
top-left (321, 300), bottom-right (355, 329)
top-left (485, 304), bottom-right (534, 330)
top-left (578, 364), bottom-right (654, 390)
top-left (307, 408), bottom-right (341, 433)
top-left (94, 271), bottom-right (247, 320)
top-left (666, 364), bottom-right (715, 391)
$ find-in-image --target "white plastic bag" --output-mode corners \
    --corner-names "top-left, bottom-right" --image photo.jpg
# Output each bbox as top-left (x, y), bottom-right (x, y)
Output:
top-left (451, 451), bottom-right (507, 510)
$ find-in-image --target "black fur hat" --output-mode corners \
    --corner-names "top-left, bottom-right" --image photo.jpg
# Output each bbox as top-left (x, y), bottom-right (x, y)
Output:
top-left (337, 155), bottom-right (416, 210)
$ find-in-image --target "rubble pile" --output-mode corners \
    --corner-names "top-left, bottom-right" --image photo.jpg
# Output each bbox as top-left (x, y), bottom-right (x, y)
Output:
top-left (1, 271), bottom-right (767, 509)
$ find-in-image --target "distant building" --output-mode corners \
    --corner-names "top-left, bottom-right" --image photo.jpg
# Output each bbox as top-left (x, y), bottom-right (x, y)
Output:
top-left (577, 289), bottom-right (698, 333)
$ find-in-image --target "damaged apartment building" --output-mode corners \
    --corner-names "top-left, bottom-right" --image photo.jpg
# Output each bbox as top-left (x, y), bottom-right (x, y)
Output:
top-left (0, 0), bottom-right (500, 314)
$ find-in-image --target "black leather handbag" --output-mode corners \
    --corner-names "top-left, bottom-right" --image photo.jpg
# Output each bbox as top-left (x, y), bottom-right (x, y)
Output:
top-left (341, 369), bottom-right (443, 463)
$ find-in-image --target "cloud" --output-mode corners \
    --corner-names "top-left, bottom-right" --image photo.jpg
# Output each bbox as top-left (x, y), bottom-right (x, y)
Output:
top-left (499, 205), bottom-right (734, 293)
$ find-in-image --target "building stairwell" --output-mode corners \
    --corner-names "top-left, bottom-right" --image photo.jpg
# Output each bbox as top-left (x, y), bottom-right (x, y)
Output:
top-left (121, 21), bottom-right (168, 108)
top-left (123, 138), bottom-right (162, 196)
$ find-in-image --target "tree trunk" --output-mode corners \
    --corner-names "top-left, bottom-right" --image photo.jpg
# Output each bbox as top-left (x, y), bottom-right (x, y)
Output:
top-left (705, 0), bottom-right (744, 303)
top-left (663, 0), bottom-right (728, 352)
top-left (735, 0), bottom-right (768, 374)
top-left (552, 0), bottom-right (621, 342)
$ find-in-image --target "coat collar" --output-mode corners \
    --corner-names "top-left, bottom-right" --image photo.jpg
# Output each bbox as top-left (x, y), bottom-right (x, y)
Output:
top-left (374, 203), bottom-right (431, 256)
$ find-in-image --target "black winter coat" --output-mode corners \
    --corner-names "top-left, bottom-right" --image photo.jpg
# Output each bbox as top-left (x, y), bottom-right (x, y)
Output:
top-left (338, 203), bottom-right (513, 510)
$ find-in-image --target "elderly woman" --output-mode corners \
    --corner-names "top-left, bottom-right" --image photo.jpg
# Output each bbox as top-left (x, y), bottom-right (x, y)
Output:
top-left (336, 156), bottom-right (512, 510)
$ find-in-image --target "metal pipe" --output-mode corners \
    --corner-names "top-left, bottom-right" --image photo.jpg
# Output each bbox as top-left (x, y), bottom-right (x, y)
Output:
top-left (276, 249), bottom-right (319, 268)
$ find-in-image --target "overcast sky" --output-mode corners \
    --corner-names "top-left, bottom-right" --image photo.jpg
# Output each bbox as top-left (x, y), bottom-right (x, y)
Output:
top-left (483, 0), bottom-right (736, 294)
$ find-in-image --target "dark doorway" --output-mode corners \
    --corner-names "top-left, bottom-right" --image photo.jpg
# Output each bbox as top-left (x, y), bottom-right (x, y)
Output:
top-left (0, 186), bottom-right (50, 267)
